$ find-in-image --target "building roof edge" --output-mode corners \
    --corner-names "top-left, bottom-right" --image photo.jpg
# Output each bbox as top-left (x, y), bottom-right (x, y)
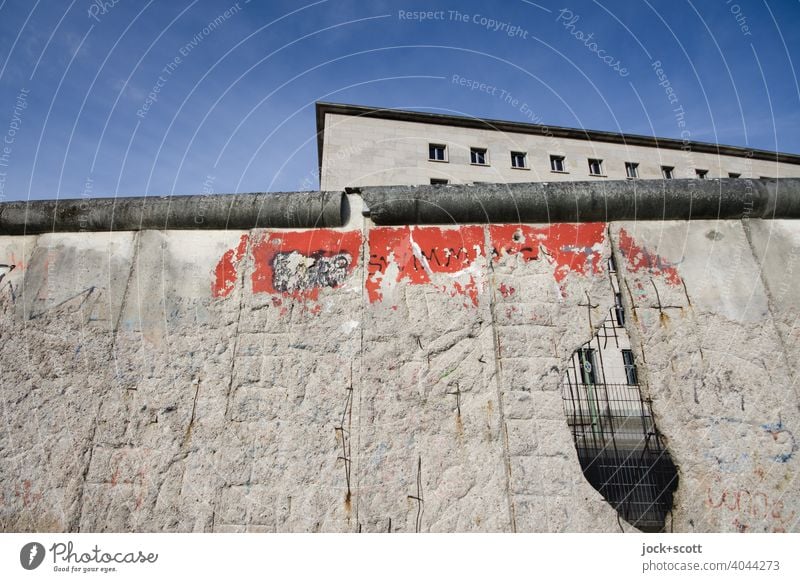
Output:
top-left (315, 101), bottom-right (800, 166)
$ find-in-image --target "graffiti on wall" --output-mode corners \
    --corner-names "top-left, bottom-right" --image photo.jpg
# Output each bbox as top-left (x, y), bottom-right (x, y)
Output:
top-left (214, 224), bottom-right (609, 310)
top-left (9, 480), bottom-right (43, 509)
top-left (762, 421), bottom-right (798, 463)
top-left (703, 417), bottom-right (797, 532)
top-left (212, 230), bottom-right (362, 302)
top-left (366, 226), bottom-right (484, 306)
top-left (366, 223), bottom-right (608, 307)
top-left (108, 450), bottom-right (150, 513)
top-left (704, 417), bottom-right (797, 472)
top-left (0, 263), bottom-right (16, 284)
top-left (272, 252), bottom-right (351, 294)
top-left (251, 230), bottom-right (361, 300)
top-left (705, 471), bottom-right (796, 533)
top-left (1, 251), bottom-right (27, 305)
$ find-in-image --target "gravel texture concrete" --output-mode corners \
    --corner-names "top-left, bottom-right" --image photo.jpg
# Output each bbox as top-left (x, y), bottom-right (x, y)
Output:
top-left (0, 189), bottom-right (797, 532)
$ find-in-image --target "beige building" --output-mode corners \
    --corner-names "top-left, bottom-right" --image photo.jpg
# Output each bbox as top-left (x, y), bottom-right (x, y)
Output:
top-left (315, 102), bottom-right (800, 531)
top-left (316, 102), bottom-right (800, 191)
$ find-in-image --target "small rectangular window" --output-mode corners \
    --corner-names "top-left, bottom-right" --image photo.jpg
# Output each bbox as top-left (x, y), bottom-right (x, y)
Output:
top-left (428, 144), bottom-right (447, 162)
top-left (588, 158), bottom-right (603, 176)
top-left (470, 147), bottom-right (488, 165)
top-left (625, 162), bottom-right (639, 179)
top-left (760, 176), bottom-right (771, 179)
top-left (614, 292), bottom-right (625, 326)
top-left (578, 348), bottom-right (597, 385)
top-left (696, 169), bottom-right (708, 179)
top-left (510, 151), bottom-right (527, 169)
top-left (622, 349), bottom-right (638, 385)
top-left (728, 172), bottom-right (741, 178)
top-left (430, 178), bottom-right (448, 185)
top-left (550, 155), bottom-right (566, 172)
top-left (661, 166), bottom-right (675, 180)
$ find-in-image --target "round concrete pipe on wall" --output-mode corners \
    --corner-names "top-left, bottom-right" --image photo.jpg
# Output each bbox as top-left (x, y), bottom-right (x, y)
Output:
top-left (0, 190), bottom-right (347, 234)
top-left (360, 178), bottom-right (800, 225)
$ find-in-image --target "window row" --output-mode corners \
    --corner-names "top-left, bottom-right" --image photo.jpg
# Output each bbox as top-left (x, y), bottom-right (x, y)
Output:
top-left (428, 143), bottom-right (755, 180)
top-left (431, 144), bottom-right (533, 168)
top-left (577, 347), bottom-right (639, 386)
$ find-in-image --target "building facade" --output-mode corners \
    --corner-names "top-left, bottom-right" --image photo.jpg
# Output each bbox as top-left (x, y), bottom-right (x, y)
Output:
top-left (314, 103), bottom-right (800, 532)
top-left (317, 102), bottom-right (800, 191)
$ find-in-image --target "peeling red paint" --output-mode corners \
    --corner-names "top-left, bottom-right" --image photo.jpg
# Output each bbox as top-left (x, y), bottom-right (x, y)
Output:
top-left (367, 226), bottom-right (484, 306)
top-left (214, 224), bottom-right (610, 306)
top-left (618, 228), bottom-right (681, 286)
top-left (212, 234), bottom-right (249, 298)
top-left (498, 283), bottom-right (515, 298)
top-left (489, 225), bottom-right (539, 262)
top-left (250, 229), bottom-right (362, 300)
top-left (490, 223), bottom-right (606, 283)
top-left (451, 277), bottom-right (481, 308)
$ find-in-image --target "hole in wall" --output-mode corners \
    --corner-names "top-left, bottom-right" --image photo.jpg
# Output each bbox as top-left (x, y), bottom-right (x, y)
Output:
top-left (561, 257), bottom-right (679, 532)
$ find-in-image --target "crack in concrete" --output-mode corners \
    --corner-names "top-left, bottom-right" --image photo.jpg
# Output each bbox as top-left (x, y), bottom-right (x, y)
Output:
top-left (485, 225), bottom-right (517, 532)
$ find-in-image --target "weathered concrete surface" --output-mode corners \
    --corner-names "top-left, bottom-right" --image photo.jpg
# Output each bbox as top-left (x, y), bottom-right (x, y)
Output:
top-left (0, 203), bottom-right (798, 532)
top-left (610, 220), bottom-right (799, 533)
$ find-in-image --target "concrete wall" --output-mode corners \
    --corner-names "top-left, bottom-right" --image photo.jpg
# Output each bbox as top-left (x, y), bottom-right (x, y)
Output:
top-left (321, 113), bottom-right (800, 190)
top-left (0, 195), bottom-right (798, 532)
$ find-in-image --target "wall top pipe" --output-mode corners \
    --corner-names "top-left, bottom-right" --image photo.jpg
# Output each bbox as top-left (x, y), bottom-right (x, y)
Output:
top-left (0, 190), bottom-right (346, 234)
top-left (359, 178), bottom-right (800, 225)
top-left (1, 179), bottom-right (798, 234)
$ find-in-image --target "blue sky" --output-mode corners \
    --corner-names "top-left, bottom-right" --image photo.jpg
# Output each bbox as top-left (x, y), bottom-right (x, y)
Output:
top-left (0, 0), bottom-right (798, 201)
